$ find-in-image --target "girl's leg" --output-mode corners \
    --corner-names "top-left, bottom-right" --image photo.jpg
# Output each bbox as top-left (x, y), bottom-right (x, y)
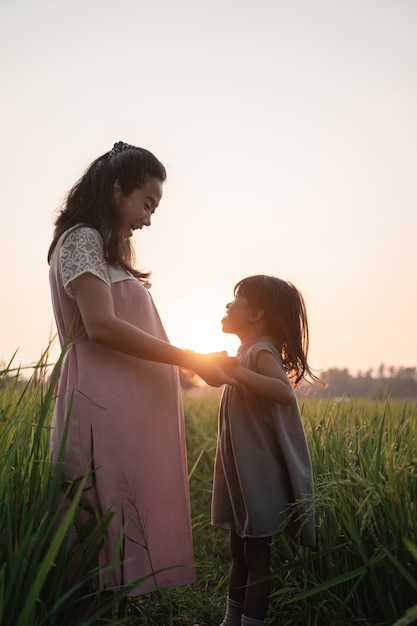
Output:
top-left (242, 536), bottom-right (271, 620)
top-left (228, 531), bottom-right (248, 603)
top-left (218, 532), bottom-right (246, 626)
top-left (218, 597), bottom-right (244, 626)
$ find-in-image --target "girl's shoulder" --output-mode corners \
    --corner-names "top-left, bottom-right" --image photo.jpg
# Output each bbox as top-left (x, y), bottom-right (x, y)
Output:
top-left (239, 336), bottom-right (277, 354)
top-left (239, 336), bottom-right (281, 365)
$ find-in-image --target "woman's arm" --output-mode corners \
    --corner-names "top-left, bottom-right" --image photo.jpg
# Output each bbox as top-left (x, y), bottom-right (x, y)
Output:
top-left (71, 272), bottom-right (237, 387)
top-left (227, 349), bottom-right (295, 404)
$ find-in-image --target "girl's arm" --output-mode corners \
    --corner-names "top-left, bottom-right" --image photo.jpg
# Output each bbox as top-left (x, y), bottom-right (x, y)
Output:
top-left (72, 272), bottom-right (237, 387)
top-left (227, 349), bottom-right (295, 404)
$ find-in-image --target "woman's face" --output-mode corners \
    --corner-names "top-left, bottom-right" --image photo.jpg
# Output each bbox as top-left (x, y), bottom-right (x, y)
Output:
top-left (114, 176), bottom-right (163, 239)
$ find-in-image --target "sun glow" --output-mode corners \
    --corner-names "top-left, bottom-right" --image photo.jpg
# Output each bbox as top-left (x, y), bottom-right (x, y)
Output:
top-left (164, 288), bottom-right (240, 357)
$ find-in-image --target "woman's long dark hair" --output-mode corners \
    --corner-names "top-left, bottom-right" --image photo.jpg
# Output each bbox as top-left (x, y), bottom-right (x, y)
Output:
top-left (47, 142), bottom-right (167, 281)
top-left (235, 274), bottom-right (321, 387)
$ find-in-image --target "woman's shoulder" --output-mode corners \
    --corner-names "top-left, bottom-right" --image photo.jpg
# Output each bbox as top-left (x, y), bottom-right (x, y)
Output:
top-left (58, 225), bottom-right (105, 263)
top-left (58, 225), bottom-right (110, 296)
top-left (61, 224), bottom-right (103, 247)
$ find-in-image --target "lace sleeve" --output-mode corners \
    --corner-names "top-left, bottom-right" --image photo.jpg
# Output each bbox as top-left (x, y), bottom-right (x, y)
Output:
top-left (60, 226), bottom-right (111, 298)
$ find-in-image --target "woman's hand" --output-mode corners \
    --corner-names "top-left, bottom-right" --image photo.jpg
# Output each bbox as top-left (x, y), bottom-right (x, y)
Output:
top-left (72, 273), bottom-right (239, 381)
top-left (187, 352), bottom-right (239, 387)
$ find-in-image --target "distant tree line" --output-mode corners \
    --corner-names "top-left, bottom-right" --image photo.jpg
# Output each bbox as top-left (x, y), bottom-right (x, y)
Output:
top-left (2, 363), bottom-right (415, 401)
top-left (305, 365), bottom-right (417, 400)
top-left (178, 364), bottom-right (417, 400)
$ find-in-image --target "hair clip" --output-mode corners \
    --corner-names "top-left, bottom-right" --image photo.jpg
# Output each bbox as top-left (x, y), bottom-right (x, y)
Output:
top-left (108, 141), bottom-right (136, 160)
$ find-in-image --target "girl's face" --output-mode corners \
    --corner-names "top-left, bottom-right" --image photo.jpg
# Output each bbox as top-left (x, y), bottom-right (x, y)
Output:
top-left (114, 176), bottom-right (163, 239)
top-left (221, 292), bottom-right (255, 338)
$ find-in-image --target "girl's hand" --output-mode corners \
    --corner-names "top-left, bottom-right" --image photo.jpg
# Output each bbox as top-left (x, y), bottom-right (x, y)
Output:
top-left (188, 352), bottom-right (239, 387)
top-left (223, 351), bottom-right (295, 404)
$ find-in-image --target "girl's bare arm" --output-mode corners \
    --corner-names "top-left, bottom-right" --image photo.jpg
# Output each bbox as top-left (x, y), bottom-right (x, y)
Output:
top-left (227, 349), bottom-right (295, 404)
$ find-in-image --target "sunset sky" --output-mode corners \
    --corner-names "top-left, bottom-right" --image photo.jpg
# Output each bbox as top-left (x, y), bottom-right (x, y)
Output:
top-left (1, 0), bottom-right (416, 376)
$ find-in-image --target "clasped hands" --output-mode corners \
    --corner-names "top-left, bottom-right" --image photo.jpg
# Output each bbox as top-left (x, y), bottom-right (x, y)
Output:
top-left (189, 351), bottom-right (239, 388)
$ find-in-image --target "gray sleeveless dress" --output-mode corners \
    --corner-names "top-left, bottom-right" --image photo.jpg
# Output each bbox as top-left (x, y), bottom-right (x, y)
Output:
top-left (211, 336), bottom-right (316, 547)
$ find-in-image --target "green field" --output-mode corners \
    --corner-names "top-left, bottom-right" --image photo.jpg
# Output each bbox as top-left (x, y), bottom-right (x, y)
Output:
top-left (1, 360), bottom-right (417, 625)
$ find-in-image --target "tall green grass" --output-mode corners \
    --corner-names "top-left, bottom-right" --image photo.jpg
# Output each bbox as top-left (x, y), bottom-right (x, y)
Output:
top-left (181, 397), bottom-right (417, 626)
top-left (1, 358), bottom-right (417, 625)
top-left (268, 399), bottom-right (417, 625)
top-left (0, 354), bottom-right (134, 625)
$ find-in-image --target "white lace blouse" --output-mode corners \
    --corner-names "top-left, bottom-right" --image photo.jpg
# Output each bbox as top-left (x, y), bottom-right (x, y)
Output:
top-left (60, 226), bottom-right (133, 298)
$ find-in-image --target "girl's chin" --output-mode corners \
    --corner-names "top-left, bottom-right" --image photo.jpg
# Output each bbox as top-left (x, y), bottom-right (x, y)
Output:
top-left (221, 321), bottom-right (232, 334)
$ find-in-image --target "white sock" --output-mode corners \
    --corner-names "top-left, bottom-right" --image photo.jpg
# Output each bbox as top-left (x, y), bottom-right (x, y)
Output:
top-left (218, 597), bottom-right (244, 626)
top-left (241, 616), bottom-right (265, 626)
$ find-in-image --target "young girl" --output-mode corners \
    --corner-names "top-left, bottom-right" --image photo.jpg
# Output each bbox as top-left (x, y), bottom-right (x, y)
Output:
top-left (211, 275), bottom-right (319, 626)
top-left (48, 141), bottom-right (236, 598)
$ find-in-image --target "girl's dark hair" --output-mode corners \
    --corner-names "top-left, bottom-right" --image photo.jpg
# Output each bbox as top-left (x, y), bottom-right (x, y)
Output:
top-left (235, 274), bottom-right (320, 387)
top-left (47, 141), bottom-right (167, 281)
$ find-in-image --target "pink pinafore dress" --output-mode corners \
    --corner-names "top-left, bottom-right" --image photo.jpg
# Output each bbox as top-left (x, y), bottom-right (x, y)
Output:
top-left (49, 225), bottom-right (195, 594)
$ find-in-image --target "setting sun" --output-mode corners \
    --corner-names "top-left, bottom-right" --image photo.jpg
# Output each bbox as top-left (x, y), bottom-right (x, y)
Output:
top-left (1, 1), bottom-right (416, 375)
top-left (164, 288), bottom-right (240, 356)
